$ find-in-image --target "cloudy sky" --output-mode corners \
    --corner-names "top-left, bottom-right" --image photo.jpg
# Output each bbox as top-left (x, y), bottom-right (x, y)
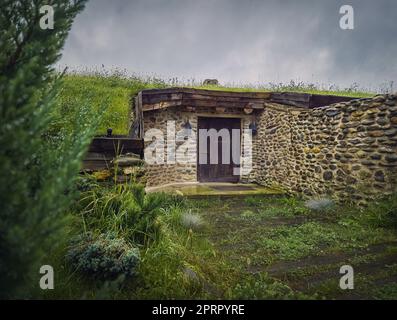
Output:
top-left (59, 0), bottom-right (397, 91)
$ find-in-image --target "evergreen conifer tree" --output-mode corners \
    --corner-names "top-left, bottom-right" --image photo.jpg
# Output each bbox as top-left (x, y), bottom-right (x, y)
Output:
top-left (0, 0), bottom-right (100, 298)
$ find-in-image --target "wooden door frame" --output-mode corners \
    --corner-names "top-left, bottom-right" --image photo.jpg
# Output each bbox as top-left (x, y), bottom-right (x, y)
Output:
top-left (196, 116), bottom-right (242, 183)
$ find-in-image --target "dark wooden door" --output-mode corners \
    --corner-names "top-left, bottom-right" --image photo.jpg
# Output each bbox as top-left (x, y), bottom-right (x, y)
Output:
top-left (197, 117), bottom-right (241, 182)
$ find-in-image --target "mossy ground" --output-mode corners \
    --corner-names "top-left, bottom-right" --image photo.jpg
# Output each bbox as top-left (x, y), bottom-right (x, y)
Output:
top-left (147, 183), bottom-right (284, 196)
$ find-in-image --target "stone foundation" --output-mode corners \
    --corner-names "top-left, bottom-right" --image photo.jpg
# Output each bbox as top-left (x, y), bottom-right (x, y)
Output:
top-left (143, 107), bottom-right (252, 187)
top-left (249, 94), bottom-right (397, 202)
top-left (141, 93), bottom-right (397, 202)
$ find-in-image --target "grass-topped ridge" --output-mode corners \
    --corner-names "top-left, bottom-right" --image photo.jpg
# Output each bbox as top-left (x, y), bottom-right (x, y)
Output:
top-left (56, 71), bottom-right (375, 136)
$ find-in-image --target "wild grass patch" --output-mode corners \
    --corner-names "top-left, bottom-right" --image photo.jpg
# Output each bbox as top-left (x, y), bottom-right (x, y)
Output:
top-left (56, 71), bottom-right (375, 137)
top-left (52, 188), bottom-right (397, 299)
top-left (242, 196), bottom-right (310, 219)
top-left (258, 218), bottom-right (394, 261)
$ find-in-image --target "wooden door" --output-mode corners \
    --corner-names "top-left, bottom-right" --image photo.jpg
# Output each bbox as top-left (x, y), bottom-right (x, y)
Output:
top-left (197, 117), bottom-right (241, 182)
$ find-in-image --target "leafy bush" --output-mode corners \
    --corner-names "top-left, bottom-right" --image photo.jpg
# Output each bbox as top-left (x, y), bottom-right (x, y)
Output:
top-left (244, 196), bottom-right (260, 207)
top-left (305, 198), bottom-right (335, 212)
top-left (361, 193), bottom-right (397, 229)
top-left (78, 183), bottom-right (169, 245)
top-left (0, 0), bottom-right (98, 298)
top-left (257, 197), bottom-right (309, 218)
top-left (181, 212), bottom-right (204, 231)
top-left (67, 232), bottom-right (140, 280)
top-left (373, 283), bottom-right (397, 300)
top-left (231, 274), bottom-right (294, 299)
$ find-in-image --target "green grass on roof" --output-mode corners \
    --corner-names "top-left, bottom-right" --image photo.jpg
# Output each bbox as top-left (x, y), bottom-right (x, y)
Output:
top-left (55, 73), bottom-right (375, 136)
top-left (54, 74), bottom-right (167, 135)
top-left (191, 84), bottom-right (374, 98)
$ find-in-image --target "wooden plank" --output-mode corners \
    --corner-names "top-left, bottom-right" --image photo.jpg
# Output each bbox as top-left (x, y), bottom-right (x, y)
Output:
top-left (140, 88), bottom-right (357, 111)
top-left (143, 94), bottom-right (267, 106)
top-left (270, 92), bottom-right (358, 108)
top-left (129, 92), bottom-right (144, 138)
top-left (88, 137), bottom-right (144, 155)
top-left (181, 99), bottom-right (264, 109)
top-left (270, 92), bottom-right (311, 102)
top-left (137, 91), bottom-right (144, 138)
top-left (276, 92), bottom-right (311, 102)
top-left (84, 152), bottom-right (113, 161)
top-left (83, 137), bottom-right (144, 170)
top-left (183, 93), bottom-right (267, 103)
top-left (82, 159), bottom-right (110, 171)
top-left (309, 94), bottom-right (357, 108)
top-left (141, 93), bottom-right (183, 104)
top-left (140, 88), bottom-right (269, 112)
top-left (140, 87), bottom-right (270, 99)
top-left (142, 100), bottom-right (183, 111)
top-left (269, 92), bottom-right (311, 108)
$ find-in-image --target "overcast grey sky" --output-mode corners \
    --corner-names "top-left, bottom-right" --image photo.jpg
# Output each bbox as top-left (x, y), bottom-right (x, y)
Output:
top-left (59, 0), bottom-right (397, 91)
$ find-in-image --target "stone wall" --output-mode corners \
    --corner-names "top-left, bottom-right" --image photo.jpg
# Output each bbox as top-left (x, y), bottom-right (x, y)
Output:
top-left (141, 93), bottom-right (397, 202)
top-left (143, 108), bottom-right (197, 186)
top-left (250, 94), bottom-right (397, 203)
top-left (143, 106), bottom-right (252, 187)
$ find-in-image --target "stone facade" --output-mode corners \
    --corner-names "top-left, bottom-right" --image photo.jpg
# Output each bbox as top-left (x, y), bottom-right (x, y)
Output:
top-left (248, 94), bottom-right (397, 203)
top-left (141, 93), bottom-right (397, 202)
top-left (143, 106), bottom-right (252, 186)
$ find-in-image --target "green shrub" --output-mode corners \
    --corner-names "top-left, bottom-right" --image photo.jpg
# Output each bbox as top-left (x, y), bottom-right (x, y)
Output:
top-left (67, 232), bottom-right (140, 280)
top-left (75, 173), bottom-right (100, 192)
top-left (373, 283), bottom-right (397, 300)
top-left (244, 196), bottom-right (260, 207)
top-left (181, 211), bottom-right (204, 231)
top-left (304, 198), bottom-right (335, 212)
top-left (0, 0), bottom-right (96, 298)
top-left (256, 197), bottom-right (309, 218)
top-left (362, 193), bottom-right (397, 229)
top-left (231, 274), bottom-right (294, 299)
top-left (78, 183), bottom-right (169, 245)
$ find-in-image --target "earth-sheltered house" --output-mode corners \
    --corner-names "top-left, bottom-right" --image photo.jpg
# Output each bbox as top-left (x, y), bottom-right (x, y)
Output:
top-left (86, 88), bottom-right (397, 203)
top-left (133, 88), bottom-right (397, 202)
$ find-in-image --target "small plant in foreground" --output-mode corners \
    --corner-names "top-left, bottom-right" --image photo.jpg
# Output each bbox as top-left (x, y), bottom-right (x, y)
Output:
top-left (181, 212), bottom-right (204, 231)
top-left (231, 273), bottom-right (294, 299)
top-left (305, 198), bottom-right (335, 212)
top-left (362, 193), bottom-right (397, 229)
top-left (78, 183), bottom-right (168, 245)
top-left (244, 196), bottom-right (260, 206)
top-left (66, 232), bottom-right (140, 280)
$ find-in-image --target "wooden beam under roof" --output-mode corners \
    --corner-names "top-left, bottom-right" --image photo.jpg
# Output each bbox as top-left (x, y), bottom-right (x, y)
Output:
top-left (139, 87), bottom-right (359, 111)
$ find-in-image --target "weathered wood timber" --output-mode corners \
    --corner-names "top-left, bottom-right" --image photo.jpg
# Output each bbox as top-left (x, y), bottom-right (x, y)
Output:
top-left (140, 87), bottom-right (357, 111)
top-left (140, 87), bottom-right (270, 99)
top-left (88, 136), bottom-right (143, 154)
top-left (270, 92), bottom-right (358, 108)
top-left (131, 87), bottom-right (360, 139)
top-left (82, 136), bottom-right (144, 170)
top-left (309, 94), bottom-right (357, 108)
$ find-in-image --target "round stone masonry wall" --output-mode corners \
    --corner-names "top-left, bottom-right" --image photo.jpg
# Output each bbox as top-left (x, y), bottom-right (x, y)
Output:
top-left (252, 94), bottom-right (397, 202)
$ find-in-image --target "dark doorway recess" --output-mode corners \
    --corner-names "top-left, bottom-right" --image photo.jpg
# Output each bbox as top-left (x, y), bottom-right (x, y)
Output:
top-left (197, 117), bottom-right (241, 183)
